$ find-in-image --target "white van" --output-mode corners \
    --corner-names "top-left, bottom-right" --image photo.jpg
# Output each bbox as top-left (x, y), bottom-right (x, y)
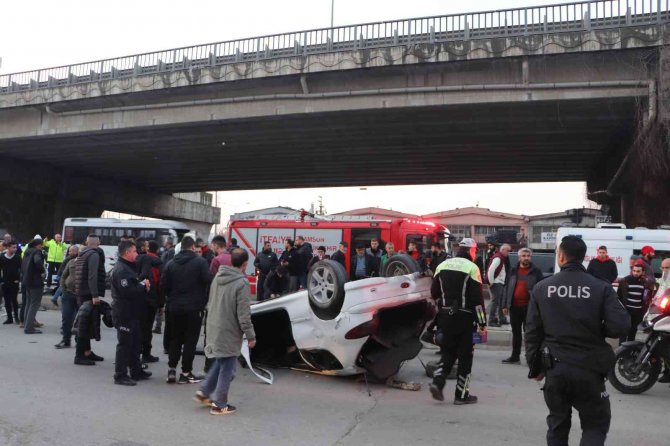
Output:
top-left (555, 227), bottom-right (670, 280)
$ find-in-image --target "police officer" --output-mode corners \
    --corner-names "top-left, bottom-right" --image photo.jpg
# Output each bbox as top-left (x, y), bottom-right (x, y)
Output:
top-left (526, 235), bottom-right (630, 446)
top-left (429, 238), bottom-right (487, 405)
top-left (112, 240), bottom-right (152, 386)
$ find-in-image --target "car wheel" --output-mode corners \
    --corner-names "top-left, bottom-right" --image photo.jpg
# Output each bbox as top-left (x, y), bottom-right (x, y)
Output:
top-left (383, 254), bottom-right (419, 277)
top-left (307, 260), bottom-right (347, 320)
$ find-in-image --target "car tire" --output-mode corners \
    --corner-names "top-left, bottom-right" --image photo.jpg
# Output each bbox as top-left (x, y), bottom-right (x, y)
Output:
top-left (307, 260), bottom-right (347, 320)
top-left (383, 254), bottom-right (419, 277)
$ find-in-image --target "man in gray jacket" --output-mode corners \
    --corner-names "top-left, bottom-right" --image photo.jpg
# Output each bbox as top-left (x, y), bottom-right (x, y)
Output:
top-left (194, 248), bottom-right (256, 415)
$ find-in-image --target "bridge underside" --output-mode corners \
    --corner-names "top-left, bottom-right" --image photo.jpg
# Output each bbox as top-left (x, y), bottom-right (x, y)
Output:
top-left (0, 97), bottom-right (637, 192)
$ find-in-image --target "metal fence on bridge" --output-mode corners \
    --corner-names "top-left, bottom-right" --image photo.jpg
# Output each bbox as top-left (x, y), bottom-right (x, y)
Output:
top-left (1, 0), bottom-right (668, 95)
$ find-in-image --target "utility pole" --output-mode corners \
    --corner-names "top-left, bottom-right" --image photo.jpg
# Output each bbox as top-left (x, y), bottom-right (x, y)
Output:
top-left (330, 0), bottom-right (334, 28)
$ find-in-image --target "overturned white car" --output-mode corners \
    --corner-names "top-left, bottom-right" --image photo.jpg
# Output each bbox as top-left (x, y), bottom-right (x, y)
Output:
top-left (249, 256), bottom-right (436, 381)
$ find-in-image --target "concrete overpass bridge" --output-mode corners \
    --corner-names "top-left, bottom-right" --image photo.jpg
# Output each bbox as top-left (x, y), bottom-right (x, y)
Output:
top-left (0, 0), bottom-right (669, 238)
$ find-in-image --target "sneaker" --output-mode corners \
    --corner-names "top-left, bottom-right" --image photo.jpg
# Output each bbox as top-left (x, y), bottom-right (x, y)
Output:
top-left (114, 375), bottom-right (137, 386)
top-left (210, 404), bottom-right (236, 415)
top-left (74, 357), bottom-right (96, 366)
top-left (502, 357), bottom-right (520, 365)
top-left (34, 321), bottom-right (44, 328)
top-left (3, 319), bottom-right (13, 325)
top-left (166, 368), bottom-right (177, 384)
top-left (24, 329), bottom-right (43, 334)
top-left (193, 391), bottom-right (213, 406)
top-left (658, 373), bottom-right (670, 384)
top-left (454, 394), bottom-right (478, 405)
top-left (54, 341), bottom-right (71, 349)
top-left (142, 354), bottom-right (159, 364)
top-left (87, 352), bottom-right (104, 362)
top-left (179, 372), bottom-right (203, 384)
top-left (429, 383), bottom-right (444, 402)
top-left (131, 371), bottom-right (152, 381)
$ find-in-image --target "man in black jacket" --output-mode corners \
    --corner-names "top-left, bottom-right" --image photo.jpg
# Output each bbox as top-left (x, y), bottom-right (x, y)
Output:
top-left (263, 265), bottom-right (290, 300)
top-left (350, 244), bottom-right (380, 280)
top-left (501, 248), bottom-right (544, 364)
top-left (74, 235), bottom-right (107, 365)
top-left (279, 239), bottom-right (300, 292)
top-left (21, 238), bottom-right (46, 334)
top-left (526, 235), bottom-right (630, 446)
top-left (254, 241), bottom-right (278, 301)
top-left (330, 241), bottom-right (348, 269)
top-left (112, 240), bottom-right (152, 386)
top-left (295, 236), bottom-right (313, 289)
top-left (137, 240), bottom-right (164, 363)
top-left (161, 236), bottom-right (214, 384)
top-left (586, 245), bottom-right (619, 284)
top-left (0, 241), bottom-right (22, 324)
top-left (429, 242), bottom-right (448, 273)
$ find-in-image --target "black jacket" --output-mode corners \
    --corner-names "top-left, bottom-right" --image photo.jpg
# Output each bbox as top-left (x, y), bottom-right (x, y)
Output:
top-left (136, 253), bottom-right (164, 308)
top-left (75, 247), bottom-right (106, 300)
top-left (280, 248), bottom-right (301, 277)
top-left (429, 251), bottom-right (448, 273)
top-left (73, 300), bottom-right (113, 341)
top-left (350, 253), bottom-right (380, 280)
top-left (330, 251), bottom-right (346, 268)
top-left (501, 262), bottom-right (544, 309)
top-left (296, 242), bottom-right (313, 274)
top-left (254, 250), bottom-right (279, 274)
top-left (21, 247), bottom-right (45, 288)
top-left (111, 258), bottom-right (147, 322)
top-left (586, 257), bottom-right (619, 284)
top-left (431, 254), bottom-right (486, 325)
top-left (161, 250), bottom-right (213, 312)
top-left (525, 262), bottom-right (630, 375)
top-left (0, 252), bottom-right (22, 284)
top-left (263, 270), bottom-right (290, 299)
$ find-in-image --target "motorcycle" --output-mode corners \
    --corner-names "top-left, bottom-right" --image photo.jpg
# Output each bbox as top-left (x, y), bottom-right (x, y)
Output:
top-left (609, 283), bottom-right (670, 394)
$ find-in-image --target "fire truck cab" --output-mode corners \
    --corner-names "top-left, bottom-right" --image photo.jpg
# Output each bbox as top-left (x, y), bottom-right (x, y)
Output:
top-left (228, 215), bottom-right (450, 292)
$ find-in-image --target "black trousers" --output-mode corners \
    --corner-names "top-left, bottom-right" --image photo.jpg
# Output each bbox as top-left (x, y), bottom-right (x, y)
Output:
top-left (432, 310), bottom-right (475, 399)
top-left (543, 362), bottom-right (610, 446)
top-left (114, 319), bottom-right (142, 379)
top-left (141, 305), bottom-right (157, 357)
top-left (257, 272), bottom-right (268, 302)
top-left (47, 262), bottom-right (62, 287)
top-left (163, 309), bottom-right (171, 352)
top-left (19, 287), bottom-right (27, 323)
top-left (510, 305), bottom-right (528, 359)
top-left (620, 309), bottom-right (643, 344)
top-left (167, 309), bottom-right (203, 373)
top-left (2, 282), bottom-right (19, 321)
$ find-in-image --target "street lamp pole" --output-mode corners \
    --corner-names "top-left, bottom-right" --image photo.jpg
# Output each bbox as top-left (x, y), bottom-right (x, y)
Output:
top-left (330, 0), bottom-right (334, 28)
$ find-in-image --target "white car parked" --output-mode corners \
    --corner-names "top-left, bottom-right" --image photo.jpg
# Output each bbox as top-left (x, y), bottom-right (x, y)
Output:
top-left (249, 257), bottom-right (436, 380)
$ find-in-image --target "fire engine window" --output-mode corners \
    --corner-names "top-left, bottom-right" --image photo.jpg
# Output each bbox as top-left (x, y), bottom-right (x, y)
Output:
top-left (351, 229), bottom-right (382, 250)
top-left (406, 234), bottom-right (431, 254)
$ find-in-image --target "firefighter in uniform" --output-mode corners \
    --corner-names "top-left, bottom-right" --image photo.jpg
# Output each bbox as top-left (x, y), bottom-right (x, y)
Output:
top-left (526, 235), bottom-right (630, 446)
top-left (429, 238), bottom-right (487, 405)
top-left (112, 240), bottom-right (152, 386)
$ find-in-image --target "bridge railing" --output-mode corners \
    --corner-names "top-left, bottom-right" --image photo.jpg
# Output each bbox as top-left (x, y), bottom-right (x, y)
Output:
top-left (1, 0), bottom-right (668, 95)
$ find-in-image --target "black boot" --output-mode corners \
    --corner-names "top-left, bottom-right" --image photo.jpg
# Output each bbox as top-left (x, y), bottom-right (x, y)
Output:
top-left (3, 319), bottom-right (13, 325)
top-left (658, 371), bottom-right (670, 384)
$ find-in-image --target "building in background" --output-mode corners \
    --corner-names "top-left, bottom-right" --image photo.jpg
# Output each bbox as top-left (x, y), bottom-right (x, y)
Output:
top-left (422, 207), bottom-right (529, 245)
top-left (331, 207), bottom-right (418, 220)
top-left (230, 206), bottom-right (301, 221)
top-left (527, 207), bottom-right (604, 251)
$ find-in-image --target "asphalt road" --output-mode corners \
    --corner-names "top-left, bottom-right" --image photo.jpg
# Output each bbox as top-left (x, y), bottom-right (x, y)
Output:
top-left (0, 307), bottom-right (667, 446)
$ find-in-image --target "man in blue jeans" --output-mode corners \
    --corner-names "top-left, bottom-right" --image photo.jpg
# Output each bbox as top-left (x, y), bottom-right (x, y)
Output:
top-left (55, 246), bottom-right (79, 349)
top-left (194, 249), bottom-right (256, 415)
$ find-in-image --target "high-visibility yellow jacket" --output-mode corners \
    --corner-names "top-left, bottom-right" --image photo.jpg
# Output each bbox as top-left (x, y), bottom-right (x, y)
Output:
top-left (44, 239), bottom-right (69, 263)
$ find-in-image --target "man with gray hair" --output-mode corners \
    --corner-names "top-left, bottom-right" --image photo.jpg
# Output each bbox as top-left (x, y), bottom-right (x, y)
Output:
top-left (501, 247), bottom-right (544, 364)
top-left (486, 243), bottom-right (511, 327)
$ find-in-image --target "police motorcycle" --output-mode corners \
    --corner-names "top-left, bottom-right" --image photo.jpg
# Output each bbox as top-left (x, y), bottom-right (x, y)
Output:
top-left (609, 278), bottom-right (670, 394)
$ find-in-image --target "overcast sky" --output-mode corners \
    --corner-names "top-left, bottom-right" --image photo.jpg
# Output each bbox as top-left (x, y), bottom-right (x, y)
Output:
top-left (1, 0), bottom-right (594, 222)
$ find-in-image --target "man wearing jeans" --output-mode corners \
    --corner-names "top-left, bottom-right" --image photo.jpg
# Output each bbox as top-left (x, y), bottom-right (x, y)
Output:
top-left (486, 243), bottom-right (511, 327)
top-left (20, 238), bottom-right (46, 334)
top-left (55, 245), bottom-right (79, 349)
top-left (501, 248), bottom-right (543, 364)
top-left (194, 249), bottom-right (256, 415)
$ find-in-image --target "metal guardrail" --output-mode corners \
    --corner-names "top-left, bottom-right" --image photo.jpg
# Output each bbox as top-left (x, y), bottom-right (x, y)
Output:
top-left (1, 0), bottom-right (668, 95)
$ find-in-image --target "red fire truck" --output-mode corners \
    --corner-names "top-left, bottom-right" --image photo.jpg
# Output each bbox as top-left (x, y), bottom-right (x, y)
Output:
top-left (228, 214), bottom-right (450, 293)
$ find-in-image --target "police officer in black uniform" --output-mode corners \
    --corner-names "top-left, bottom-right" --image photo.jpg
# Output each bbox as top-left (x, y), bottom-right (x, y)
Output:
top-left (111, 240), bottom-right (152, 386)
top-left (429, 238), bottom-right (487, 405)
top-left (526, 235), bottom-right (630, 446)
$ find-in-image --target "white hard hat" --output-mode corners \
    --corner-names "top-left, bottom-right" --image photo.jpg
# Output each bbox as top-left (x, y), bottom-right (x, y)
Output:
top-left (459, 238), bottom-right (477, 248)
top-left (33, 234), bottom-right (43, 240)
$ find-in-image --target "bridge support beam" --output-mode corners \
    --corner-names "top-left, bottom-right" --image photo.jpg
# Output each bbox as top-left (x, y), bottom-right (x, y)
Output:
top-left (0, 156), bottom-right (220, 241)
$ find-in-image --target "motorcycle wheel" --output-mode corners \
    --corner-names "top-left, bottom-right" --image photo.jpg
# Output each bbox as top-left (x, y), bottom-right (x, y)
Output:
top-left (608, 346), bottom-right (661, 394)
